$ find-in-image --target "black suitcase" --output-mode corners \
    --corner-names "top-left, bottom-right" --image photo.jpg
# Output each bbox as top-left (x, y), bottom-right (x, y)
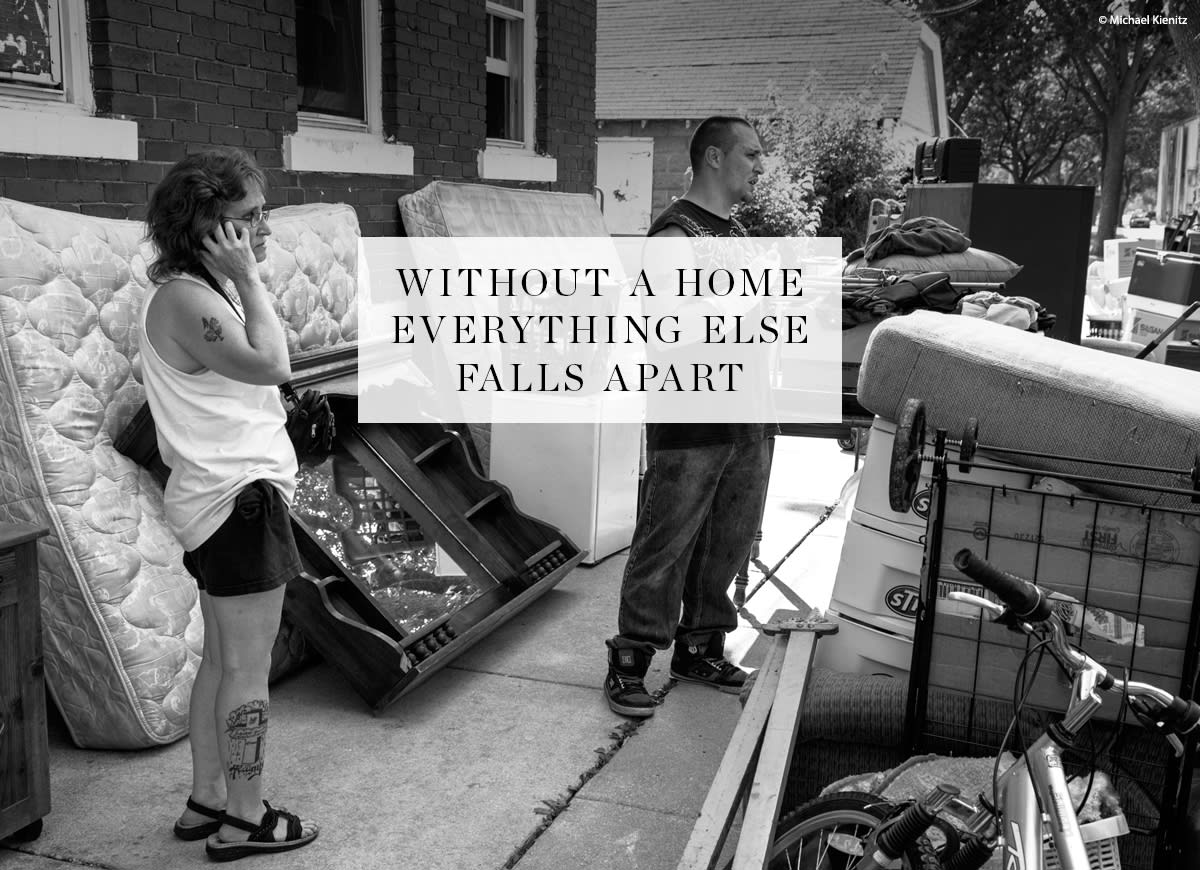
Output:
top-left (914, 137), bottom-right (982, 184)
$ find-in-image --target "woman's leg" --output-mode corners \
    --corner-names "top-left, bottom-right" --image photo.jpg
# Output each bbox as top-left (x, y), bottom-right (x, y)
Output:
top-left (178, 591), bottom-right (226, 826)
top-left (208, 585), bottom-right (314, 843)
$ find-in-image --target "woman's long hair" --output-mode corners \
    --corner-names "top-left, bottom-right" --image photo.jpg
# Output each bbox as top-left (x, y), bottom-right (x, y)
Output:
top-left (145, 147), bottom-right (267, 286)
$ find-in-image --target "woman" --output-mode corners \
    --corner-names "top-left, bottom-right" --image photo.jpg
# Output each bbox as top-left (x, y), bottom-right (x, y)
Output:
top-left (142, 147), bottom-right (318, 861)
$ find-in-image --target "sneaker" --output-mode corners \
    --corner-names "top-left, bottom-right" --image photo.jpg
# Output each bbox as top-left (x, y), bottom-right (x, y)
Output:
top-left (604, 646), bottom-right (657, 718)
top-left (670, 634), bottom-right (747, 694)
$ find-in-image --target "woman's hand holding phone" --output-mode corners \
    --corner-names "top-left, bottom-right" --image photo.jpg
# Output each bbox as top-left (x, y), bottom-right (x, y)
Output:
top-left (199, 219), bottom-right (258, 288)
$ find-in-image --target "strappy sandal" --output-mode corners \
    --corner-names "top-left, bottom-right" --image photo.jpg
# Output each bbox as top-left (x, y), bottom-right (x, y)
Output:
top-left (205, 801), bottom-right (318, 862)
top-left (173, 796), bottom-right (224, 841)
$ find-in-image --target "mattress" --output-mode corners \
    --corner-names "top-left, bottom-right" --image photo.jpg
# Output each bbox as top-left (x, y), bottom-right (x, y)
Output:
top-left (399, 179), bottom-right (609, 238)
top-left (857, 310), bottom-right (1200, 507)
top-left (398, 181), bottom-right (610, 472)
top-left (0, 197), bottom-right (358, 748)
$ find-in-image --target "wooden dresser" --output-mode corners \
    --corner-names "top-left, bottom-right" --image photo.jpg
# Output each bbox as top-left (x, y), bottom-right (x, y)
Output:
top-left (0, 522), bottom-right (50, 843)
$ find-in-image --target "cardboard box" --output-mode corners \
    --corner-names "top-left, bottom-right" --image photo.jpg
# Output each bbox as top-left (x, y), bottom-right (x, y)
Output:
top-left (1127, 304), bottom-right (1200, 362)
top-left (1104, 238), bottom-right (1159, 281)
top-left (929, 625), bottom-right (1186, 720)
top-left (927, 479), bottom-right (1200, 718)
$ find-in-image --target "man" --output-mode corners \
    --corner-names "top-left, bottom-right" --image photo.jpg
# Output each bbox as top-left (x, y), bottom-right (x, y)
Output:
top-left (604, 116), bottom-right (776, 718)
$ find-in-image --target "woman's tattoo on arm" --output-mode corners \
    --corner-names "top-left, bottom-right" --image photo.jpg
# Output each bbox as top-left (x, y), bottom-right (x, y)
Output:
top-left (203, 316), bottom-right (224, 342)
top-left (225, 700), bottom-right (268, 780)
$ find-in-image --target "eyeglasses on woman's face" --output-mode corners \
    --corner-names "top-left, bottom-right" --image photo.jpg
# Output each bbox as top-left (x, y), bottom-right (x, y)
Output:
top-left (221, 208), bottom-right (271, 229)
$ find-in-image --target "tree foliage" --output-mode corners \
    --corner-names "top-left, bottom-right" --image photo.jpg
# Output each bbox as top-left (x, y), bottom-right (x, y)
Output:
top-left (1037, 0), bottom-right (1174, 249)
top-left (732, 154), bottom-right (823, 238)
top-left (737, 89), bottom-right (906, 251)
top-left (892, 0), bottom-right (1175, 251)
top-left (953, 13), bottom-right (1092, 184)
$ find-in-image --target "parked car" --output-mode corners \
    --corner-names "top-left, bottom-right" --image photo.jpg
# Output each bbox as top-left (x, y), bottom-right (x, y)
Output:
top-left (1128, 211), bottom-right (1152, 228)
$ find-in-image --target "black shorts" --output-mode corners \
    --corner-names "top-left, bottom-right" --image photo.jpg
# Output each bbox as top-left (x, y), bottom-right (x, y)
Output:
top-left (183, 480), bottom-right (302, 598)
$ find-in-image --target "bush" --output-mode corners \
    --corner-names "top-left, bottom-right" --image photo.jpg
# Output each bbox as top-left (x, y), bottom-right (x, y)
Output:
top-left (743, 89), bottom-right (907, 252)
top-left (733, 155), bottom-right (822, 237)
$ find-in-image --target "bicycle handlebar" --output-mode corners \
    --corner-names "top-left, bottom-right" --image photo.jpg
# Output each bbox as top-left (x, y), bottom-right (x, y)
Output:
top-left (951, 548), bottom-right (1200, 739)
top-left (953, 548), bottom-right (1053, 623)
top-left (1143, 692), bottom-right (1200, 735)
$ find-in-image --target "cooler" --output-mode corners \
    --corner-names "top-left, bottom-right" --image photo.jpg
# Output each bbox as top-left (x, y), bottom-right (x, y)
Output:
top-left (815, 518), bottom-right (922, 678)
top-left (815, 417), bottom-right (1035, 676)
top-left (852, 418), bottom-right (1036, 539)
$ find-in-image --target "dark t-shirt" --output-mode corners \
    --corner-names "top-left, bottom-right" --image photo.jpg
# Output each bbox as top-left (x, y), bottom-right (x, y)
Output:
top-left (646, 198), bottom-right (747, 239)
top-left (644, 199), bottom-right (779, 451)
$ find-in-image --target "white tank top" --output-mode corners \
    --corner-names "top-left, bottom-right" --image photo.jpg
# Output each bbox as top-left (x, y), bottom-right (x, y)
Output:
top-left (138, 272), bottom-right (298, 552)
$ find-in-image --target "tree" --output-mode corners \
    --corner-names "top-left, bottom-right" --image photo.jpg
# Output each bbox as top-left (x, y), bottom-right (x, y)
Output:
top-left (1034, 0), bottom-right (1173, 251)
top-left (895, 2), bottom-right (1094, 182)
top-left (959, 51), bottom-right (1092, 183)
top-left (1165, 2), bottom-right (1200, 111)
top-left (742, 89), bottom-right (906, 251)
top-left (896, 0), bottom-right (1085, 167)
top-left (896, 0), bottom-right (1174, 250)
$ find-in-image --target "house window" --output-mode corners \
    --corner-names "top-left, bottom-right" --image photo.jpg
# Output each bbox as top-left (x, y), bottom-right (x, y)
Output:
top-left (296, 0), bottom-right (365, 125)
top-left (0, 0), bottom-right (137, 159)
top-left (1, 0), bottom-right (85, 105)
top-left (286, 0), bottom-right (414, 175)
top-left (478, 0), bottom-right (555, 181)
top-left (0, 0), bottom-right (63, 92)
top-left (486, 0), bottom-right (533, 145)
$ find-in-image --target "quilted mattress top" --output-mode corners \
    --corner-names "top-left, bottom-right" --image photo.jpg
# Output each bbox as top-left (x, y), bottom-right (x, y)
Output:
top-left (0, 197), bottom-right (359, 748)
top-left (399, 180), bottom-right (609, 237)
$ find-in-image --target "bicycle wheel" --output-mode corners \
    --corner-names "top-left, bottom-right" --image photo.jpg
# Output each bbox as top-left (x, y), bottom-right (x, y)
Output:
top-left (749, 791), bottom-right (941, 870)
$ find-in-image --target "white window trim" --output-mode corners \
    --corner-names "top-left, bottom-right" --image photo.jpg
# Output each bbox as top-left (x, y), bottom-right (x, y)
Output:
top-left (478, 145), bottom-right (557, 182)
top-left (485, 1), bottom-right (533, 146)
top-left (481, 0), bottom-right (554, 182)
top-left (285, 0), bottom-right (413, 175)
top-left (0, 0), bottom-right (138, 160)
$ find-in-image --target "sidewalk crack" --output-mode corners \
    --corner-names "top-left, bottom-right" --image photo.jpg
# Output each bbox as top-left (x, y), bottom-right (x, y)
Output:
top-left (502, 680), bottom-right (676, 868)
top-left (0, 846), bottom-right (119, 869)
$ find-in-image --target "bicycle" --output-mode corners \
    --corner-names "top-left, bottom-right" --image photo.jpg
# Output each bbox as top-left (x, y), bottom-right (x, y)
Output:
top-left (755, 547), bottom-right (1200, 870)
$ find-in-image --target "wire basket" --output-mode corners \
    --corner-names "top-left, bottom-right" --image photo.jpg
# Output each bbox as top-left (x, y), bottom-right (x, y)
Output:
top-left (908, 475), bottom-right (1200, 870)
top-left (1043, 814), bottom-right (1129, 870)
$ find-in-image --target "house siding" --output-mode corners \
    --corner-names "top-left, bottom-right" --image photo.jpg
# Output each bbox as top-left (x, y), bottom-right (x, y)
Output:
top-left (1, 0), bottom-right (597, 237)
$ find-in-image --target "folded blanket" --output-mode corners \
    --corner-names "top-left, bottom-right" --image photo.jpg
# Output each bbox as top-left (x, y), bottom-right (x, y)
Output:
top-left (858, 216), bottom-right (972, 261)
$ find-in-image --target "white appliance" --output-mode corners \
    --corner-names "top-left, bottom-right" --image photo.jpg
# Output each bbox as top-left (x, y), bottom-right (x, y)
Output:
top-left (814, 417), bottom-right (1034, 676)
top-left (489, 395), bottom-right (641, 565)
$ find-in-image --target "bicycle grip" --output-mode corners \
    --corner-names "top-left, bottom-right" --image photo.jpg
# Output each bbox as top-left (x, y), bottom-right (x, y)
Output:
top-left (953, 548), bottom-right (1053, 623)
top-left (1163, 695), bottom-right (1200, 735)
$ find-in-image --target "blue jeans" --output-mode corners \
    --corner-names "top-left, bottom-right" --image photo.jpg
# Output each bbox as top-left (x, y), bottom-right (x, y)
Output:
top-left (611, 437), bottom-right (774, 654)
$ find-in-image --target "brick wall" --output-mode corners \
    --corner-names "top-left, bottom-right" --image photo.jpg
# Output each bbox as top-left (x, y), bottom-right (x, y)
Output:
top-left (597, 118), bottom-right (691, 216)
top-left (0, 0), bottom-right (597, 237)
top-left (538, 0), bottom-right (595, 192)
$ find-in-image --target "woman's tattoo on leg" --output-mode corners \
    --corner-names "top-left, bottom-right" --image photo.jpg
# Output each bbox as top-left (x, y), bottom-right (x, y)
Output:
top-left (225, 700), bottom-right (268, 780)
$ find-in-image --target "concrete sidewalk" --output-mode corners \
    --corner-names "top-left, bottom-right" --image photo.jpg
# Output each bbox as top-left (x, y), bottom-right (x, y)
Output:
top-left (0, 436), bottom-right (857, 870)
